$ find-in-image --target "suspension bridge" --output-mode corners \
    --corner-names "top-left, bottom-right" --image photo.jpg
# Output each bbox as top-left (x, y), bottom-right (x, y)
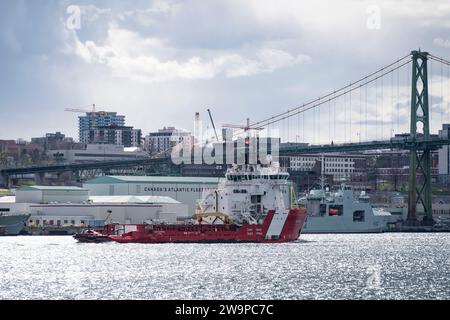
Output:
top-left (2, 49), bottom-right (450, 226)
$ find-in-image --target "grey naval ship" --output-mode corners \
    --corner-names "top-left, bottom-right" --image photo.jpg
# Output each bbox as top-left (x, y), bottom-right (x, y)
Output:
top-left (0, 213), bottom-right (30, 235)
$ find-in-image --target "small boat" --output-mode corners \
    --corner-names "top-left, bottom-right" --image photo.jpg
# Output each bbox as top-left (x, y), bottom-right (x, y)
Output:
top-left (73, 228), bottom-right (112, 243)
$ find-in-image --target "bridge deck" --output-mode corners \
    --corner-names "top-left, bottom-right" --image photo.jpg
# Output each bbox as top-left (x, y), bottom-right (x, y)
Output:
top-left (1, 138), bottom-right (449, 176)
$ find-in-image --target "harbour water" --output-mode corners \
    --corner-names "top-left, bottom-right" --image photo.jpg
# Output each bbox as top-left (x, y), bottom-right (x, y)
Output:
top-left (0, 233), bottom-right (449, 300)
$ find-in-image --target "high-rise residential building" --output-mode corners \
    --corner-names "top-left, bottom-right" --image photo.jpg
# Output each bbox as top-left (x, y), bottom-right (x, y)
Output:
top-left (145, 127), bottom-right (193, 155)
top-left (78, 112), bottom-right (125, 143)
top-left (86, 126), bottom-right (142, 148)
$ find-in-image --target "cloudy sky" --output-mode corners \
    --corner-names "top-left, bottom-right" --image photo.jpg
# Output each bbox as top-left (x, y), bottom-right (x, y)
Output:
top-left (1, 0), bottom-right (450, 143)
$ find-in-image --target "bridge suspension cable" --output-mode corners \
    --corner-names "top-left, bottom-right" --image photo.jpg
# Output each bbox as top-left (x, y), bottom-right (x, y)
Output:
top-left (429, 54), bottom-right (450, 66)
top-left (243, 57), bottom-right (412, 132)
top-left (233, 53), bottom-right (413, 137)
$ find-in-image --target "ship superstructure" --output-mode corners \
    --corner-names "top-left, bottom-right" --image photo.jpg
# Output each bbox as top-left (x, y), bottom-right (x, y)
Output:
top-left (299, 183), bottom-right (396, 233)
top-left (199, 164), bottom-right (291, 225)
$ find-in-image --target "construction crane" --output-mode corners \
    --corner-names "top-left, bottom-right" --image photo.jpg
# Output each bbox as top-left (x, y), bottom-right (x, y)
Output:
top-left (64, 103), bottom-right (96, 114)
top-left (206, 108), bottom-right (220, 142)
top-left (222, 118), bottom-right (264, 132)
top-left (64, 104), bottom-right (112, 131)
top-left (222, 118), bottom-right (264, 145)
top-left (64, 104), bottom-right (98, 137)
top-left (223, 118), bottom-right (264, 139)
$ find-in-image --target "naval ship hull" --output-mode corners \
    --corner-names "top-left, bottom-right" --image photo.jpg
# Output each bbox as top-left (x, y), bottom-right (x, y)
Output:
top-left (299, 185), bottom-right (397, 233)
top-left (302, 218), bottom-right (385, 233)
top-left (301, 212), bottom-right (393, 233)
top-left (0, 214), bottom-right (30, 235)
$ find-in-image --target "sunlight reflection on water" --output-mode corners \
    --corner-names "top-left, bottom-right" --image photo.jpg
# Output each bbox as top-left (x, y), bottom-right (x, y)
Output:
top-left (0, 233), bottom-right (449, 299)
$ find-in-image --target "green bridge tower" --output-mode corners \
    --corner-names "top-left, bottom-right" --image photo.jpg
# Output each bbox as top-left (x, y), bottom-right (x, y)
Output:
top-left (407, 50), bottom-right (433, 226)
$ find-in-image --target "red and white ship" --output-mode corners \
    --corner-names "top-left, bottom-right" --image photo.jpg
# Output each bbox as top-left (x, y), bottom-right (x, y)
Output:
top-left (106, 163), bottom-right (307, 244)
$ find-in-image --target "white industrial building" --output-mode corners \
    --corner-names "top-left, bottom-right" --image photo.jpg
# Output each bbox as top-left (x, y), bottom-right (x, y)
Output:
top-left (0, 186), bottom-right (188, 229)
top-left (16, 186), bottom-right (90, 203)
top-left (287, 154), bottom-right (365, 182)
top-left (438, 124), bottom-right (450, 184)
top-left (83, 176), bottom-right (221, 213)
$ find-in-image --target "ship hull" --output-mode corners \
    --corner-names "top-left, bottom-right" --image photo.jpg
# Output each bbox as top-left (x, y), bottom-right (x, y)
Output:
top-left (0, 214), bottom-right (30, 236)
top-left (302, 216), bottom-right (387, 233)
top-left (109, 208), bottom-right (307, 244)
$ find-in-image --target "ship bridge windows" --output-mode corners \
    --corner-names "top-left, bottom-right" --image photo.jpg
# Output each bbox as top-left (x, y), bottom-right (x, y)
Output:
top-left (229, 175), bottom-right (243, 182)
top-left (329, 205), bottom-right (343, 216)
top-left (353, 210), bottom-right (365, 222)
top-left (319, 204), bottom-right (327, 216)
top-left (269, 175), bottom-right (283, 180)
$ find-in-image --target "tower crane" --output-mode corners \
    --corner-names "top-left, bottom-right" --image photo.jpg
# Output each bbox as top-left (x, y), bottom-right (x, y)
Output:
top-left (222, 118), bottom-right (264, 143)
top-left (64, 104), bottom-right (98, 128)
top-left (64, 104), bottom-right (113, 130)
top-left (222, 118), bottom-right (264, 132)
top-left (64, 103), bottom-right (97, 113)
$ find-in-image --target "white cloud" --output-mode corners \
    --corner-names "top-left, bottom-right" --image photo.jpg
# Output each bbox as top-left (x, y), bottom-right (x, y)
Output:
top-left (79, 5), bottom-right (113, 23)
top-left (434, 38), bottom-right (450, 48)
top-left (5, 0), bottom-right (450, 141)
top-left (117, 0), bottom-right (177, 25)
top-left (66, 24), bottom-right (310, 82)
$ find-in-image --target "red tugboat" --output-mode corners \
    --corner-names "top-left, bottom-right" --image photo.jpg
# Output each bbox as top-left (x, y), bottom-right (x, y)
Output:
top-left (108, 164), bottom-right (307, 244)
